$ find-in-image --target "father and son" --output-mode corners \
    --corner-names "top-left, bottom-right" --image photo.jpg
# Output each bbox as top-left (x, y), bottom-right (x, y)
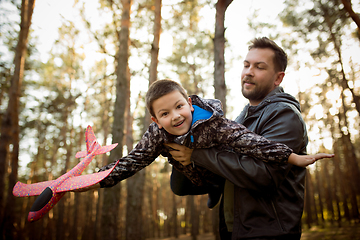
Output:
top-left (80, 37), bottom-right (334, 240)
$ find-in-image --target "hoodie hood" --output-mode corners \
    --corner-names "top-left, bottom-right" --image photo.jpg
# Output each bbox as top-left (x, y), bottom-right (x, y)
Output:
top-left (236, 87), bottom-right (301, 123)
top-left (190, 95), bottom-right (224, 118)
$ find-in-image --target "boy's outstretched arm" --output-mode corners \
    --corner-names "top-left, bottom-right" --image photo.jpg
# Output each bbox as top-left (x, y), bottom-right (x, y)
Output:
top-left (71, 183), bottom-right (101, 192)
top-left (288, 153), bottom-right (335, 167)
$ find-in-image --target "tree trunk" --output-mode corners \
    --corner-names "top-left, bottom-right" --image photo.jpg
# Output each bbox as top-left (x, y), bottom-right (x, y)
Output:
top-left (330, 130), bottom-right (351, 222)
top-left (0, 0), bottom-right (35, 239)
top-left (125, 38), bottom-right (145, 240)
top-left (331, 171), bottom-right (342, 227)
top-left (321, 161), bottom-right (335, 225)
top-left (154, 179), bottom-right (160, 238)
top-left (148, 0), bottom-right (161, 89)
top-left (338, 91), bottom-right (360, 192)
top-left (336, 94), bottom-right (360, 221)
top-left (95, 62), bottom-right (112, 240)
top-left (314, 165), bottom-right (325, 227)
top-left (213, 0), bottom-right (232, 116)
top-left (101, 0), bottom-right (132, 239)
top-left (172, 193), bottom-right (178, 238)
top-left (341, 0), bottom-right (360, 38)
top-left (56, 122), bottom-right (72, 240)
top-left (190, 195), bottom-right (198, 240)
top-left (304, 169), bottom-right (314, 228)
top-left (326, 9), bottom-right (360, 121)
top-left (212, 1), bottom-right (232, 238)
top-left (125, 0), bottom-right (161, 239)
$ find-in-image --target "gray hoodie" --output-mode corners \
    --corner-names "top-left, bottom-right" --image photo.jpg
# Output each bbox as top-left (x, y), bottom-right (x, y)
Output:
top-left (191, 87), bottom-right (308, 239)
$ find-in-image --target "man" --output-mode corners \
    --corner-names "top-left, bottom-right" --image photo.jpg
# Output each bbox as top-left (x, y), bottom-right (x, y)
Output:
top-left (167, 37), bottom-right (308, 240)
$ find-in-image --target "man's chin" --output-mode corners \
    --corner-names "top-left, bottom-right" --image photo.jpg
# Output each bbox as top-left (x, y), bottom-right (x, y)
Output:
top-left (241, 89), bottom-right (255, 100)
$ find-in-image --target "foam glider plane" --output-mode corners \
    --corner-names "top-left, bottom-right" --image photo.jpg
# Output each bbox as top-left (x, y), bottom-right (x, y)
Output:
top-left (13, 125), bottom-right (119, 222)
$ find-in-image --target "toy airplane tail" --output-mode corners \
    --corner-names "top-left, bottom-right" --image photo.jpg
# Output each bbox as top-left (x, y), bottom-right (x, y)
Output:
top-left (75, 143), bottom-right (118, 158)
top-left (75, 126), bottom-right (118, 158)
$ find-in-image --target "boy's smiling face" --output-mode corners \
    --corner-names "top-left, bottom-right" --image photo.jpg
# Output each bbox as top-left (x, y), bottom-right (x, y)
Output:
top-left (151, 90), bottom-right (194, 136)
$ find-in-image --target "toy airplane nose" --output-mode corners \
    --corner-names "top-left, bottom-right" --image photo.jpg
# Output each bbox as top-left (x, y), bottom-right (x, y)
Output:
top-left (30, 187), bottom-right (53, 212)
top-left (28, 187), bottom-right (53, 222)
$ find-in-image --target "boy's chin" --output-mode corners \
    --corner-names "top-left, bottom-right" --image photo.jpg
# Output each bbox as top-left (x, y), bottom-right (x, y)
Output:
top-left (167, 129), bottom-right (188, 136)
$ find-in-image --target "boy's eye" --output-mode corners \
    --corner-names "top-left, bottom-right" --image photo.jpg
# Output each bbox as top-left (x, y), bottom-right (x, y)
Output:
top-left (161, 112), bottom-right (168, 117)
top-left (176, 104), bottom-right (183, 109)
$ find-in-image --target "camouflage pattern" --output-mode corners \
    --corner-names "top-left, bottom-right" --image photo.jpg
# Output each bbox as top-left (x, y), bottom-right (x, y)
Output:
top-left (99, 95), bottom-right (293, 188)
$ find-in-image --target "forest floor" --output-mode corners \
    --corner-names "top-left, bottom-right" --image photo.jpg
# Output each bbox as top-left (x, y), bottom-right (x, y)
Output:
top-left (147, 222), bottom-right (360, 240)
top-left (301, 222), bottom-right (360, 240)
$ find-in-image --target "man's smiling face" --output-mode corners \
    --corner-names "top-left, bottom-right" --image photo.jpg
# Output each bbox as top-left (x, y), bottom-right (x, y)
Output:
top-left (241, 48), bottom-right (284, 106)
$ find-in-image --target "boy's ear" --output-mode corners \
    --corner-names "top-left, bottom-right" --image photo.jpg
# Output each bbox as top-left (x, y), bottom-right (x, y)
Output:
top-left (151, 116), bottom-right (162, 129)
top-left (188, 97), bottom-right (194, 112)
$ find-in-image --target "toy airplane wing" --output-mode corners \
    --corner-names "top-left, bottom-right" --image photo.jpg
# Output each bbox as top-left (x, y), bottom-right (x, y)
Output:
top-left (13, 160), bottom-right (119, 196)
top-left (13, 180), bottom-right (57, 197)
top-left (56, 160), bottom-right (119, 192)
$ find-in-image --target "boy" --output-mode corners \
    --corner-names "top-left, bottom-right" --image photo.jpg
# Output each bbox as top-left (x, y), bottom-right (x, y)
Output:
top-left (82, 79), bottom-right (333, 207)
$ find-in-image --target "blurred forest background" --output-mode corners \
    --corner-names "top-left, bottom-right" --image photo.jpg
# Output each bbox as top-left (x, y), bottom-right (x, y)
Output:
top-left (0, 0), bottom-right (360, 239)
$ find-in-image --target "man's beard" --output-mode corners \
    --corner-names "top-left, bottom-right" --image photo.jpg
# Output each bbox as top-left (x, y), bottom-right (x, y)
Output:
top-left (241, 76), bottom-right (271, 103)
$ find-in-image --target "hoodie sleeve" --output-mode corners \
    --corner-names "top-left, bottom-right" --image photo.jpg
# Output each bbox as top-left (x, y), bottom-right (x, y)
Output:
top-left (99, 123), bottom-right (164, 188)
top-left (202, 117), bottom-right (293, 164)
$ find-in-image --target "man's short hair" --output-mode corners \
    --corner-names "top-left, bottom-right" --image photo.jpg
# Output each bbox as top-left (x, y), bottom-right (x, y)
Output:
top-left (146, 79), bottom-right (188, 117)
top-left (249, 37), bottom-right (288, 72)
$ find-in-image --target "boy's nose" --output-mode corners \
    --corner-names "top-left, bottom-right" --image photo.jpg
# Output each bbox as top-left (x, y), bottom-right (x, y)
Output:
top-left (172, 113), bottom-right (181, 120)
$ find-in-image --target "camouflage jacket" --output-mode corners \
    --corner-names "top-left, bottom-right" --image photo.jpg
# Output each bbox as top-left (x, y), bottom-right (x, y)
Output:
top-left (99, 95), bottom-right (293, 188)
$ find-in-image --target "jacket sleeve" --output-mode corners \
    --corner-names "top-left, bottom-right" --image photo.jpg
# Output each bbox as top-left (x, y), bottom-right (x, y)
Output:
top-left (191, 103), bottom-right (307, 191)
top-left (214, 118), bottom-right (293, 164)
top-left (99, 125), bottom-right (163, 188)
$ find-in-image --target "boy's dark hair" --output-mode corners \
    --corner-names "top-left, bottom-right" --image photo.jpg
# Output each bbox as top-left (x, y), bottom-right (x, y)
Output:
top-left (146, 79), bottom-right (188, 118)
top-left (249, 37), bottom-right (288, 72)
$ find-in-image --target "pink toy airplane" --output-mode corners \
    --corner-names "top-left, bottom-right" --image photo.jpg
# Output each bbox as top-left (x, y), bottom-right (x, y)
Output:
top-left (13, 125), bottom-right (119, 222)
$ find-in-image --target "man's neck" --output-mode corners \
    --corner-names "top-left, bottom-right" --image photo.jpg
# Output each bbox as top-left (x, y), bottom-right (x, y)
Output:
top-left (249, 100), bottom-right (262, 106)
top-left (248, 86), bottom-right (280, 106)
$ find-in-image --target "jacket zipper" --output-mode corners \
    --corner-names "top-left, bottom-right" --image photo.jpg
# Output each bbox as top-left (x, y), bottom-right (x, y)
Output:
top-left (244, 109), bottom-right (248, 120)
top-left (271, 200), bottom-right (285, 232)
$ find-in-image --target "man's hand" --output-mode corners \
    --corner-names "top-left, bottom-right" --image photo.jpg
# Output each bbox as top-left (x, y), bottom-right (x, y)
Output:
top-left (165, 143), bottom-right (193, 166)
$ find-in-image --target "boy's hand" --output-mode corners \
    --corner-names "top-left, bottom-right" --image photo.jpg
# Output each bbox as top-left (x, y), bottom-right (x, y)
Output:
top-left (289, 153), bottom-right (334, 167)
top-left (165, 143), bottom-right (193, 166)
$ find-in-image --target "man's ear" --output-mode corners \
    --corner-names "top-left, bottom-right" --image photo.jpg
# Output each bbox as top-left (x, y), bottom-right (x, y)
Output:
top-left (274, 72), bottom-right (285, 86)
top-left (151, 116), bottom-right (162, 129)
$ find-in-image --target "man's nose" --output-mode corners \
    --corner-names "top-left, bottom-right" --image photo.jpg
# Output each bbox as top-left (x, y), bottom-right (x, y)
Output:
top-left (243, 66), bottom-right (254, 76)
